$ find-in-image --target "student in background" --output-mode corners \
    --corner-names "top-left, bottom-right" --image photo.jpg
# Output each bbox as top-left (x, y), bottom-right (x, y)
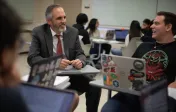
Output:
top-left (0, 0), bottom-right (29, 112)
top-left (141, 18), bottom-right (152, 36)
top-left (141, 18), bottom-right (155, 42)
top-left (86, 18), bottom-right (111, 64)
top-left (111, 20), bottom-right (143, 56)
top-left (102, 11), bottom-right (176, 112)
top-left (73, 13), bottom-right (90, 45)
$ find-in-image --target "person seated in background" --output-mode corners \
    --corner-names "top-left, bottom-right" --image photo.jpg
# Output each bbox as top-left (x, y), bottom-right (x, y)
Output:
top-left (86, 18), bottom-right (111, 64)
top-left (73, 13), bottom-right (90, 45)
top-left (0, 0), bottom-right (29, 111)
top-left (111, 20), bottom-right (143, 56)
top-left (28, 4), bottom-right (101, 112)
top-left (141, 18), bottom-right (152, 36)
top-left (141, 18), bottom-right (156, 42)
top-left (101, 11), bottom-right (176, 112)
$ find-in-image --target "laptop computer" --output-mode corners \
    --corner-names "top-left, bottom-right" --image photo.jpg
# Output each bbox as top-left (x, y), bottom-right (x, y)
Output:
top-left (101, 54), bottom-right (146, 92)
top-left (27, 55), bottom-right (62, 87)
top-left (105, 30), bottom-right (115, 40)
top-left (19, 83), bottom-right (76, 112)
top-left (115, 29), bottom-right (129, 42)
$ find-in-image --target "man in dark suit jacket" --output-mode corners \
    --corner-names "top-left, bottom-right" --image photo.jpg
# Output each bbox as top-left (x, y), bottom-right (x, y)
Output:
top-left (27, 4), bottom-right (101, 112)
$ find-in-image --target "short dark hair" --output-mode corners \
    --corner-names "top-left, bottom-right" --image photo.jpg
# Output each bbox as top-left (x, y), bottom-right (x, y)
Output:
top-left (143, 19), bottom-right (151, 25)
top-left (76, 13), bottom-right (88, 25)
top-left (157, 11), bottom-right (176, 36)
top-left (45, 4), bottom-right (62, 20)
top-left (0, 0), bottom-right (22, 55)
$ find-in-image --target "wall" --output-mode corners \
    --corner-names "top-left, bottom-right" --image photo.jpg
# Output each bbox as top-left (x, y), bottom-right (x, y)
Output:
top-left (23, 0), bottom-right (54, 30)
top-left (82, 0), bottom-right (176, 28)
top-left (54, 0), bottom-right (82, 26)
top-left (81, 0), bottom-right (93, 21)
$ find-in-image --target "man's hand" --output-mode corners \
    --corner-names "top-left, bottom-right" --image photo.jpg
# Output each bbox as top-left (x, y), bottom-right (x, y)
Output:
top-left (59, 59), bottom-right (71, 69)
top-left (169, 81), bottom-right (176, 88)
top-left (71, 59), bottom-right (83, 69)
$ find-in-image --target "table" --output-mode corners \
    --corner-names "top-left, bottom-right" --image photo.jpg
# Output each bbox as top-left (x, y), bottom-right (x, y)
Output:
top-left (90, 79), bottom-right (141, 100)
top-left (92, 38), bottom-right (124, 44)
top-left (91, 38), bottom-right (124, 60)
top-left (21, 75), bottom-right (70, 89)
top-left (57, 65), bottom-right (100, 75)
top-left (90, 78), bottom-right (176, 100)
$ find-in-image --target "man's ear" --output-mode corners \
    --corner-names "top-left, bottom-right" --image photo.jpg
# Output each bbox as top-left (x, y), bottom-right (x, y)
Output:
top-left (1, 48), bottom-right (14, 69)
top-left (46, 19), bottom-right (52, 26)
top-left (166, 23), bottom-right (172, 32)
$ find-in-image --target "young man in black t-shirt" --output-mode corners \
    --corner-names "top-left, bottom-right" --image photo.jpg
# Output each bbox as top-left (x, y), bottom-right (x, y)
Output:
top-left (101, 11), bottom-right (176, 112)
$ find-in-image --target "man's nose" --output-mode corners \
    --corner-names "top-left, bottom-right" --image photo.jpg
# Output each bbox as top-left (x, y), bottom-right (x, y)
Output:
top-left (61, 18), bottom-right (66, 22)
top-left (150, 24), bottom-right (154, 29)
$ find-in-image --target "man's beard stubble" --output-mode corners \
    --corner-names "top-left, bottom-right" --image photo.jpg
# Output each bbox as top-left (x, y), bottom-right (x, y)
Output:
top-left (54, 23), bottom-right (66, 33)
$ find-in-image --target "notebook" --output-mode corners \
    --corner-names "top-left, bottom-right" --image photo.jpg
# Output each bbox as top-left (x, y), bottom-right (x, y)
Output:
top-left (27, 55), bottom-right (62, 87)
top-left (101, 54), bottom-right (146, 92)
top-left (20, 83), bottom-right (76, 112)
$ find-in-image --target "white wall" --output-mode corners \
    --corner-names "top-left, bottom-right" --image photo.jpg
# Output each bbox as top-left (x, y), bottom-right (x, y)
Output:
top-left (54, 0), bottom-right (82, 26)
top-left (82, 0), bottom-right (176, 29)
top-left (81, 0), bottom-right (93, 21)
top-left (23, 0), bottom-right (54, 30)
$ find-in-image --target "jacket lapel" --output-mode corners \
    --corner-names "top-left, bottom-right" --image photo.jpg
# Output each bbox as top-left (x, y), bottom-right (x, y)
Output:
top-left (63, 26), bottom-right (70, 58)
top-left (45, 25), bottom-right (53, 56)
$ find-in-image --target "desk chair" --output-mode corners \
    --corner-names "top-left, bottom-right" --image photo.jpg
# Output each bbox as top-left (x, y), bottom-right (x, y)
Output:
top-left (78, 35), bottom-right (95, 67)
top-left (122, 37), bottom-right (142, 57)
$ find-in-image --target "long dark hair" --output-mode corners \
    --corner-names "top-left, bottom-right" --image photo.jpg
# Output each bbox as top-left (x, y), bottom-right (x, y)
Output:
top-left (86, 18), bottom-right (98, 35)
top-left (129, 20), bottom-right (141, 41)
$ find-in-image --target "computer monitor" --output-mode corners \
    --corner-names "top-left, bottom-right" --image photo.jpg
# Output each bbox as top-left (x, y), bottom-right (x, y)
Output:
top-left (115, 29), bottom-right (129, 41)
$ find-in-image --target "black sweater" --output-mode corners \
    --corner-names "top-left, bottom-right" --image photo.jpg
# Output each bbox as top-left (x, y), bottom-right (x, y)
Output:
top-left (73, 24), bottom-right (90, 44)
top-left (132, 41), bottom-right (176, 84)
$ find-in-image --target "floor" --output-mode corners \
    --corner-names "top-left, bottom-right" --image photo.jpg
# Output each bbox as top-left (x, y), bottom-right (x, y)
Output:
top-left (17, 53), bottom-right (117, 112)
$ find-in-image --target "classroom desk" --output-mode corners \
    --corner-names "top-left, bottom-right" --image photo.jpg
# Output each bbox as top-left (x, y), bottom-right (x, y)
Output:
top-left (90, 78), bottom-right (176, 100)
top-left (91, 38), bottom-right (124, 60)
top-left (57, 65), bottom-right (100, 75)
top-left (21, 75), bottom-right (70, 89)
top-left (90, 78), bottom-right (140, 100)
top-left (92, 38), bottom-right (124, 44)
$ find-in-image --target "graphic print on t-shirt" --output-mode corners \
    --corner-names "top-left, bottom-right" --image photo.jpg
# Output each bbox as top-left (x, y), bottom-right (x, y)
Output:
top-left (142, 50), bottom-right (168, 81)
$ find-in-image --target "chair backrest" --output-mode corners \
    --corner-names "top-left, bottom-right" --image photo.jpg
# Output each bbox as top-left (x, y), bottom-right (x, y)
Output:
top-left (78, 35), bottom-right (91, 56)
top-left (122, 37), bottom-right (142, 57)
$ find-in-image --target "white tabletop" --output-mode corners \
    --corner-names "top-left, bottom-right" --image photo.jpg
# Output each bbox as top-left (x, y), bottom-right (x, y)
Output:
top-left (21, 75), bottom-right (70, 89)
top-left (90, 79), bottom-right (176, 98)
top-left (92, 38), bottom-right (124, 44)
top-left (57, 65), bottom-right (100, 75)
top-left (168, 87), bottom-right (176, 100)
top-left (90, 79), bottom-right (141, 96)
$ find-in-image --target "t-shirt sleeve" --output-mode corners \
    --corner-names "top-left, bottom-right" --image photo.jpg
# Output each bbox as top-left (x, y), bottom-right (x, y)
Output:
top-left (132, 43), bottom-right (143, 58)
